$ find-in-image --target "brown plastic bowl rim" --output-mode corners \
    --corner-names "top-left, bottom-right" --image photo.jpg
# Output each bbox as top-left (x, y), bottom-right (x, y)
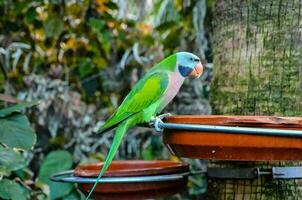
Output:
top-left (164, 115), bottom-right (302, 128)
top-left (74, 160), bottom-right (189, 177)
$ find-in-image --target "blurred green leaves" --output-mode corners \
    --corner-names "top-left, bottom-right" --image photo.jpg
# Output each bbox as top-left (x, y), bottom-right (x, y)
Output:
top-left (0, 146), bottom-right (25, 173)
top-left (25, 7), bottom-right (37, 24)
top-left (77, 58), bottom-right (94, 79)
top-left (0, 100), bottom-right (38, 198)
top-left (0, 0), bottom-right (202, 100)
top-left (88, 18), bottom-right (106, 34)
top-left (0, 101), bottom-right (39, 150)
top-left (0, 114), bottom-right (36, 150)
top-left (44, 14), bottom-right (65, 39)
top-left (0, 179), bottom-right (26, 200)
top-left (38, 150), bottom-right (73, 199)
top-left (0, 100), bottom-right (39, 118)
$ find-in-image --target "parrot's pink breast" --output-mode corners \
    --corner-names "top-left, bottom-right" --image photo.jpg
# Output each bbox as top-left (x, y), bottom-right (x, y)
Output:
top-left (160, 72), bottom-right (185, 111)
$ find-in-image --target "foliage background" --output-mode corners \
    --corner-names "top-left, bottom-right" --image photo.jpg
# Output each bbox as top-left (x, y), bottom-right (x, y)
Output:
top-left (0, 0), bottom-right (213, 199)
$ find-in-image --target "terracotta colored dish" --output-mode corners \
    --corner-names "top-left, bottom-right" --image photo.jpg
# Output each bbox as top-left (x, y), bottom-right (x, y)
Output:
top-left (74, 160), bottom-right (189, 200)
top-left (74, 160), bottom-right (189, 177)
top-left (163, 115), bottom-right (302, 161)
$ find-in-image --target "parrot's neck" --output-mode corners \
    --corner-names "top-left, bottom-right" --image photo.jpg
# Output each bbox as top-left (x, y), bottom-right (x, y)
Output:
top-left (160, 71), bottom-right (185, 111)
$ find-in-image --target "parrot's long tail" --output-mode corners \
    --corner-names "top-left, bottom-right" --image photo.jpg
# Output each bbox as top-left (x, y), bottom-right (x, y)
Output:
top-left (85, 117), bottom-right (136, 200)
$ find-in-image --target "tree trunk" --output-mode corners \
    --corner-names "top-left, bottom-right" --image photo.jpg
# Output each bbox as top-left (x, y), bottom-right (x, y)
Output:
top-left (210, 0), bottom-right (302, 199)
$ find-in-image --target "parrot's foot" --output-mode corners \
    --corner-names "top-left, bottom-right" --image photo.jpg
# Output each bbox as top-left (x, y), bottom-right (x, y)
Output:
top-left (157, 113), bottom-right (172, 119)
top-left (149, 113), bottom-right (172, 132)
top-left (149, 117), bottom-right (163, 132)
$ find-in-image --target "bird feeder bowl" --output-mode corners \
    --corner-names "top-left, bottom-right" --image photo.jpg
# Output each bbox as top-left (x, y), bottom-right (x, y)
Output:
top-left (51, 160), bottom-right (189, 200)
top-left (162, 115), bottom-right (302, 161)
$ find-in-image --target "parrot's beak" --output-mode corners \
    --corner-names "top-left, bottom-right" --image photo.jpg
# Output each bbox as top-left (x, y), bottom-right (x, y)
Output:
top-left (189, 62), bottom-right (203, 78)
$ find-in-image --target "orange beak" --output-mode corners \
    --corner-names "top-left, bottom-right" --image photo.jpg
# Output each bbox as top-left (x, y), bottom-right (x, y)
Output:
top-left (189, 62), bottom-right (203, 78)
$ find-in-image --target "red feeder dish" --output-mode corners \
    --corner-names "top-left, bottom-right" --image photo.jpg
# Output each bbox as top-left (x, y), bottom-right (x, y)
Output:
top-left (73, 160), bottom-right (189, 200)
top-left (163, 115), bottom-right (302, 161)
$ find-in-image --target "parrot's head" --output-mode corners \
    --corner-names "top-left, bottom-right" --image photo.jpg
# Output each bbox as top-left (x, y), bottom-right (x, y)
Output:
top-left (176, 52), bottom-right (203, 78)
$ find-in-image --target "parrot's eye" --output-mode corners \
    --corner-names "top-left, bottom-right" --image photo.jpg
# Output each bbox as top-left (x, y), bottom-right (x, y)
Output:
top-left (189, 57), bottom-right (200, 62)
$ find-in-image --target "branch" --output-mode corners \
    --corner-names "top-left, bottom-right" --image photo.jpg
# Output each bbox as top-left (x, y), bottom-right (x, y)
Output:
top-left (0, 94), bottom-right (21, 103)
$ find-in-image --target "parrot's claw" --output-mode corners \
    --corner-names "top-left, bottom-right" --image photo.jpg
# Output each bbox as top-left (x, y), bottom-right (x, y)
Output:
top-left (157, 113), bottom-right (172, 119)
top-left (149, 113), bottom-right (172, 132)
top-left (149, 117), bottom-right (164, 132)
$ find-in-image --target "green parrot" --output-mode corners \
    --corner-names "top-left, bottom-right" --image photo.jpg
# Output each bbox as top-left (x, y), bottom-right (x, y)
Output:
top-left (86, 52), bottom-right (203, 199)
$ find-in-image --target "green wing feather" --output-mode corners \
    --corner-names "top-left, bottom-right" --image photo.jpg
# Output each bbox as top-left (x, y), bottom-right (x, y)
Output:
top-left (98, 71), bottom-right (169, 133)
top-left (86, 116), bottom-right (138, 199)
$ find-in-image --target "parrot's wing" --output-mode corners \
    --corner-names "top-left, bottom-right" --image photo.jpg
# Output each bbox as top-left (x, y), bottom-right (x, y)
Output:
top-left (98, 71), bottom-right (169, 133)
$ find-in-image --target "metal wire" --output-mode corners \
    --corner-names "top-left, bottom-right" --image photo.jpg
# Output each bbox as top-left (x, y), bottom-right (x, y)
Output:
top-left (152, 119), bottom-right (302, 137)
top-left (50, 170), bottom-right (190, 184)
top-left (50, 167), bottom-right (302, 182)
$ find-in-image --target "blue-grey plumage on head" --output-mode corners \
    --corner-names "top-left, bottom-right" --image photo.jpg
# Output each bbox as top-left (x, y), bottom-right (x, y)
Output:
top-left (176, 52), bottom-right (202, 77)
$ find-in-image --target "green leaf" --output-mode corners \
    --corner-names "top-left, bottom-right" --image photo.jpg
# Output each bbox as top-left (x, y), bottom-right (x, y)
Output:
top-left (38, 150), bottom-right (73, 182)
top-left (38, 150), bottom-right (73, 200)
top-left (105, 2), bottom-right (118, 10)
top-left (88, 18), bottom-right (105, 34)
top-left (0, 100), bottom-right (40, 118)
top-left (44, 15), bottom-right (64, 38)
top-left (77, 58), bottom-right (94, 78)
top-left (0, 146), bottom-right (26, 173)
top-left (155, 21), bottom-right (177, 32)
top-left (25, 7), bottom-right (37, 24)
top-left (0, 113), bottom-right (36, 150)
top-left (62, 188), bottom-right (85, 200)
top-left (0, 179), bottom-right (26, 200)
